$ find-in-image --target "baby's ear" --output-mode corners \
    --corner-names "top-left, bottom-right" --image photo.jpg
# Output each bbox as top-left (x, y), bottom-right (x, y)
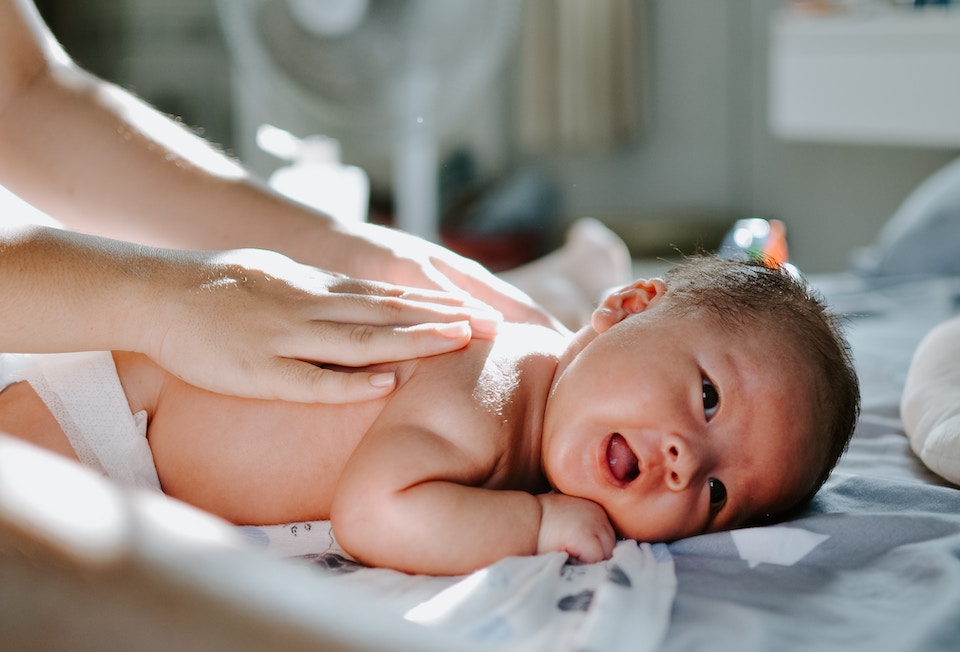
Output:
top-left (591, 279), bottom-right (667, 333)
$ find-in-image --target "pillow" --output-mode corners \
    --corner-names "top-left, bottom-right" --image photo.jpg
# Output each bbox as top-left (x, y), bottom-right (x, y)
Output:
top-left (853, 156), bottom-right (960, 277)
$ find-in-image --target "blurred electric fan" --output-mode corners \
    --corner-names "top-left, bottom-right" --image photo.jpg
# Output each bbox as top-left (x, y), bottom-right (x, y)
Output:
top-left (217, 0), bottom-right (521, 240)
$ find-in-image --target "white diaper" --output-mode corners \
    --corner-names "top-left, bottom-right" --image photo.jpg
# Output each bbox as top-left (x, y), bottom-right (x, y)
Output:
top-left (15, 351), bottom-right (162, 491)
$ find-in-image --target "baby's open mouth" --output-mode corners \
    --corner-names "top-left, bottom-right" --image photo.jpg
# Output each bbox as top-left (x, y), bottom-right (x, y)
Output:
top-left (606, 433), bottom-right (640, 484)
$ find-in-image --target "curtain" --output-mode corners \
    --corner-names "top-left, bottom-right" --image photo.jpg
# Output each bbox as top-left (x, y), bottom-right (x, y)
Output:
top-left (518, 0), bottom-right (645, 151)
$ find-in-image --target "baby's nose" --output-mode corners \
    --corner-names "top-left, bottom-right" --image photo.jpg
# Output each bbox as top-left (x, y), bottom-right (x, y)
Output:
top-left (662, 433), bottom-right (701, 491)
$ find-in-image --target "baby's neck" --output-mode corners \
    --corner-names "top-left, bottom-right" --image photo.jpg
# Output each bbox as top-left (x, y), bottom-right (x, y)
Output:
top-left (548, 324), bottom-right (599, 394)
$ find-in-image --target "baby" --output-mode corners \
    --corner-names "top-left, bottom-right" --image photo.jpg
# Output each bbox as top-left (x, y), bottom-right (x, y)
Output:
top-left (0, 256), bottom-right (860, 576)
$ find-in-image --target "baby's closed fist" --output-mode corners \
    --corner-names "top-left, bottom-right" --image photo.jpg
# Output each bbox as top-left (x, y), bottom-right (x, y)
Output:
top-left (536, 493), bottom-right (616, 563)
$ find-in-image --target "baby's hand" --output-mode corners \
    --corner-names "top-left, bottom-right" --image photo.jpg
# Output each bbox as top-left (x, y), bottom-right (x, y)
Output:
top-left (536, 493), bottom-right (616, 563)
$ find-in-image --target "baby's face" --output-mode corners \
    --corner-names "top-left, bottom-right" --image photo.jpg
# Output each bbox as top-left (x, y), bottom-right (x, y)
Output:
top-left (541, 284), bottom-right (818, 542)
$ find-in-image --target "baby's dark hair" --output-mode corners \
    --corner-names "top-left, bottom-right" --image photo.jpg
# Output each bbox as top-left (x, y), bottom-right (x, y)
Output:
top-left (660, 255), bottom-right (860, 512)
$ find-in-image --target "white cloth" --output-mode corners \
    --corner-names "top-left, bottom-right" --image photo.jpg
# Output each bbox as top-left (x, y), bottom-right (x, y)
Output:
top-left (15, 351), bottom-right (161, 491)
top-left (241, 520), bottom-right (677, 652)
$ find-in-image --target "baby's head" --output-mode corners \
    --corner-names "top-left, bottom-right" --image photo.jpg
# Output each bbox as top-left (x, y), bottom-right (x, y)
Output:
top-left (541, 256), bottom-right (859, 542)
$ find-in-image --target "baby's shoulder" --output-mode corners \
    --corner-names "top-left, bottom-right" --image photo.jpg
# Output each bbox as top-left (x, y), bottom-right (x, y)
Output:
top-left (395, 322), bottom-right (561, 429)
top-left (375, 324), bottom-right (560, 486)
top-left (408, 322), bottom-right (562, 392)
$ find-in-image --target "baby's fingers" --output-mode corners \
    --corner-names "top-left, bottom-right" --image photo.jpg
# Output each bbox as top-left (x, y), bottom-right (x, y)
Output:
top-left (571, 529), bottom-right (616, 564)
top-left (598, 525), bottom-right (617, 559)
top-left (564, 510), bottom-right (616, 564)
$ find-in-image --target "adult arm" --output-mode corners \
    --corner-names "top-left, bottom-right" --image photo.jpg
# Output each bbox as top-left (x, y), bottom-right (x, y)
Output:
top-left (0, 225), bottom-right (503, 402)
top-left (0, 0), bottom-right (554, 327)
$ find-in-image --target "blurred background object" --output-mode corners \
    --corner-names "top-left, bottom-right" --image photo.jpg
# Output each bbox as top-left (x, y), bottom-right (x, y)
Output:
top-left (256, 124), bottom-right (370, 224)
top-left (217, 0), bottom-right (524, 244)
top-left (33, 0), bottom-right (960, 274)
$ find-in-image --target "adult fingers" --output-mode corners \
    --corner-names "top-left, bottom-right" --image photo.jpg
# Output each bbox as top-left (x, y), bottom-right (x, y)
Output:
top-left (430, 257), bottom-right (560, 328)
top-left (259, 358), bottom-right (400, 404)
top-left (325, 276), bottom-right (497, 318)
top-left (247, 321), bottom-right (477, 403)
top-left (302, 290), bottom-right (502, 339)
top-left (286, 320), bottom-right (476, 368)
top-left (326, 274), bottom-right (471, 304)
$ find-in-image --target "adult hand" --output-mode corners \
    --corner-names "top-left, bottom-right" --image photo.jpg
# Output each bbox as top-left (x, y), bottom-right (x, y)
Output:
top-left (142, 247), bottom-right (503, 403)
top-left (317, 222), bottom-right (565, 331)
top-left (0, 226), bottom-right (502, 404)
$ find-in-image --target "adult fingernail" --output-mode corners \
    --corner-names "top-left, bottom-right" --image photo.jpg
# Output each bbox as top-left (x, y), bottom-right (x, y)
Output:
top-left (369, 372), bottom-right (396, 388)
top-left (436, 321), bottom-right (472, 339)
top-left (469, 314), bottom-right (501, 338)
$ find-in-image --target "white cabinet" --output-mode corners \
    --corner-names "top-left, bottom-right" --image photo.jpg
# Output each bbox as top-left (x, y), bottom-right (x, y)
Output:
top-left (769, 6), bottom-right (960, 147)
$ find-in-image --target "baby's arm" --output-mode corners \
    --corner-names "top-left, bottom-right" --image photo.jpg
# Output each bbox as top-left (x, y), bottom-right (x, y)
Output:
top-left (902, 315), bottom-right (960, 484)
top-left (331, 424), bottom-right (615, 575)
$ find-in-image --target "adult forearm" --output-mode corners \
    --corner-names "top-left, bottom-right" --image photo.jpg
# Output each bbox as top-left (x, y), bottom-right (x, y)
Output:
top-left (0, 64), bottom-right (340, 261)
top-left (0, 224), bottom-right (186, 354)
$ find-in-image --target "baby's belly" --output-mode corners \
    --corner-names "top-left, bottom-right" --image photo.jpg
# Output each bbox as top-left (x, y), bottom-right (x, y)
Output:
top-left (147, 377), bottom-right (385, 526)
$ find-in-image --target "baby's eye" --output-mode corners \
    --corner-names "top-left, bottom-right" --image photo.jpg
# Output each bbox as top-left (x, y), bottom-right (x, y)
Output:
top-left (708, 478), bottom-right (727, 512)
top-left (702, 376), bottom-right (719, 420)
